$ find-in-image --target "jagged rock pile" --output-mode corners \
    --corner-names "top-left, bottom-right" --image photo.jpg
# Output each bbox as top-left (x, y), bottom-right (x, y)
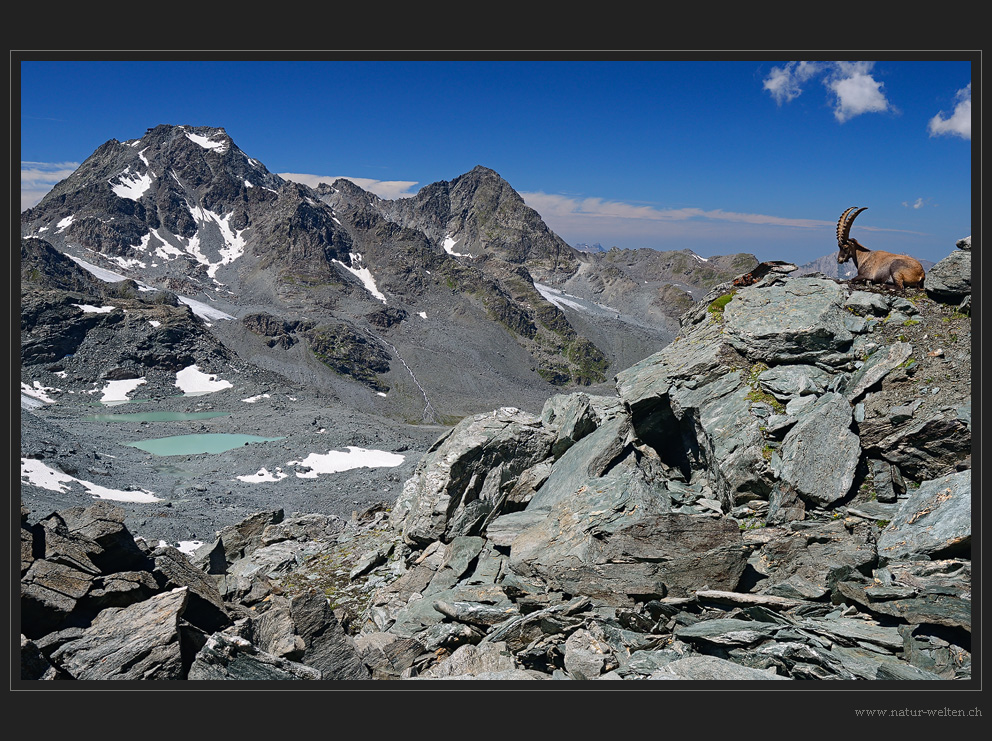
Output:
top-left (20, 501), bottom-right (380, 680)
top-left (20, 251), bottom-right (972, 681)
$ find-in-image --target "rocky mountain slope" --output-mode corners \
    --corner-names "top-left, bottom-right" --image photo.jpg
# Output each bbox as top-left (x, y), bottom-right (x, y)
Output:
top-left (21, 125), bottom-right (753, 424)
top-left (19, 235), bottom-right (973, 681)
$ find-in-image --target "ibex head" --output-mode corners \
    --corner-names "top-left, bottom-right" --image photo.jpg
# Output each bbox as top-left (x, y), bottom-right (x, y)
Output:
top-left (836, 206), bottom-right (868, 264)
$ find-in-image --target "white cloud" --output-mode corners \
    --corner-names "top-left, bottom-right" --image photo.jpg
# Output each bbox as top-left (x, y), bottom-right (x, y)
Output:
top-left (521, 191), bottom-right (837, 252)
top-left (928, 83), bottom-right (971, 140)
top-left (21, 160), bottom-right (79, 210)
top-left (826, 61), bottom-right (890, 122)
top-left (763, 61), bottom-right (891, 123)
top-left (279, 172), bottom-right (420, 200)
top-left (903, 197), bottom-right (927, 209)
top-left (523, 191), bottom-right (827, 230)
top-left (763, 61), bottom-right (823, 104)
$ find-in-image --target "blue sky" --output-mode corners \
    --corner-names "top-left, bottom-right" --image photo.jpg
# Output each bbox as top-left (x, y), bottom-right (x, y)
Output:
top-left (19, 56), bottom-right (974, 266)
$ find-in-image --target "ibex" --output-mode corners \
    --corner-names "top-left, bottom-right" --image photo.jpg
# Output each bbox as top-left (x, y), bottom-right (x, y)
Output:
top-left (836, 207), bottom-right (926, 290)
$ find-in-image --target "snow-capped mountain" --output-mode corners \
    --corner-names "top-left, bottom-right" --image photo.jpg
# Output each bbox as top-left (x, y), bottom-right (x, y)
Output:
top-left (21, 124), bottom-right (756, 422)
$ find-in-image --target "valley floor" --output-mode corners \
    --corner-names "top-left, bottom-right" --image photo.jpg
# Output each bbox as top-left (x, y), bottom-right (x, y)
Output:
top-left (19, 375), bottom-right (447, 551)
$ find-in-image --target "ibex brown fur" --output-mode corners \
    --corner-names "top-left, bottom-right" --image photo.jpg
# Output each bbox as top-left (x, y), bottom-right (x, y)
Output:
top-left (836, 207), bottom-right (926, 290)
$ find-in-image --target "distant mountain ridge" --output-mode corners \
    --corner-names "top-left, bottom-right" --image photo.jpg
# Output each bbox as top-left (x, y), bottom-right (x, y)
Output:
top-left (20, 124), bottom-right (757, 421)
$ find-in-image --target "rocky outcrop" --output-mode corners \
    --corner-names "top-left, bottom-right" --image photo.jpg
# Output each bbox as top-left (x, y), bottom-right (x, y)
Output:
top-left (925, 236), bottom-right (972, 308)
top-left (348, 267), bottom-right (971, 680)
top-left (20, 502), bottom-right (378, 680)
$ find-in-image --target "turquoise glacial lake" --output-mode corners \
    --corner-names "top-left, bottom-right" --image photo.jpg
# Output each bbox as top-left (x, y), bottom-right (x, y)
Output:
top-left (86, 411), bottom-right (231, 422)
top-left (124, 433), bottom-right (284, 456)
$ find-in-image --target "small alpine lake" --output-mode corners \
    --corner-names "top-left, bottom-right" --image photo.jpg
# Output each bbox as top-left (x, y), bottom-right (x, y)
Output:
top-left (123, 433), bottom-right (284, 456)
top-left (86, 411), bottom-right (231, 422)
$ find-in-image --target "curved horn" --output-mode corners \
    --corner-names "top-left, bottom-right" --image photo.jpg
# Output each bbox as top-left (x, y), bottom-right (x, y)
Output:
top-left (837, 207), bottom-right (857, 246)
top-left (845, 207), bottom-right (867, 242)
top-left (838, 206), bottom-right (868, 245)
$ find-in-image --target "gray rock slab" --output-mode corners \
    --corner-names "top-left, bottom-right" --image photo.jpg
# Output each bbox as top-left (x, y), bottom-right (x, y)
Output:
top-left (419, 641), bottom-right (519, 678)
top-left (616, 319), bottom-right (730, 414)
top-left (757, 364), bottom-right (831, 399)
top-left (649, 654), bottom-right (790, 680)
top-left (675, 618), bottom-right (780, 647)
top-left (842, 341), bottom-right (913, 403)
top-left (510, 497), bottom-right (746, 603)
top-left (877, 469), bottom-right (970, 561)
top-left (391, 407), bottom-right (555, 545)
top-left (771, 392), bottom-right (860, 507)
top-left (722, 278), bottom-right (858, 366)
top-left (290, 591), bottom-right (370, 680)
top-left (524, 412), bottom-right (639, 513)
top-left (188, 631), bottom-right (322, 680)
top-left (925, 249), bottom-right (971, 303)
top-left (872, 409), bottom-right (971, 481)
top-left (49, 587), bottom-right (189, 680)
top-left (829, 644), bottom-right (945, 680)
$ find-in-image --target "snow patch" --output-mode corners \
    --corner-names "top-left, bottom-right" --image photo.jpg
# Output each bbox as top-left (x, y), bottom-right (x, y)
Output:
top-left (21, 381), bottom-right (59, 405)
top-left (185, 129), bottom-right (229, 153)
top-left (176, 365), bottom-right (233, 396)
top-left (182, 205), bottom-right (248, 278)
top-left (236, 467), bottom-right (289, 483)
top-left (110, 167), bottom-right (154, 200)
top-left (65, 253), bottom-right (235, 322)
top-left (288, 446), bottom-right (405, 478)
top-left (73, 304), bottom-right (116, 314)
top-left (442, 234), bottom-right (471, 257)
top-left (21, 457), bottom-right (160, 503)
top-left (333, 252), bottom-right (386, 303)
top-left (95, 378), bottom-right (147, 405)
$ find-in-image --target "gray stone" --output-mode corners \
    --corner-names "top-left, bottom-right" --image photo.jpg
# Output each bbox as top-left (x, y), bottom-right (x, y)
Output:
top-left (290, 591), bottom-right (370, 680)
top-left (649, 654), bottom-right (790, 680)
top-left (524, 412), bottom-right (642, 514)
top-left (925, 248), bottom-right (971, 304)
top-left (877, 470), bottom-right (970, 561)
top-left (49, 587), bottom-right (189, 680)
top-left (673, 374), bottom-right (771, 509)
top-left (829, 644), bottom-right (944, 680)
top-left (541, 392), bottom-right (616, 459)
top-left (391, 407), bottom-right (555, 545)
top-left (757, 364), bottom-right (831, 400)
top-left (419, 641), bottom-right (519, 678)
top-left (188, 631), bottom-right (322, 680)
top-left (191, 509), bottom-right (285, 573)
top-left (20, 558), bottom-right (97, 638)
top-left (842, 342), bottom-right (913, 403)
top-left (844, 290), bottom-right (891, 317)
top-left (872, 408), bottom-right (971, 481)
top-left (20, 635), bottom-right (63, 680)
top-left (771, 392), bottom-right (860, 507)
top-left (563, 626), bottom-right (617, 679)
top-left (150, 544), bottom-right (231, 633)
top-left (721, 278), bottom-right (858, 366)
top-left (510, 495), bottom-right (746, 603)
top-left (751, 520), bottom-right (877, 598)
top-left (675, 618), bottom-right (779, 647)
